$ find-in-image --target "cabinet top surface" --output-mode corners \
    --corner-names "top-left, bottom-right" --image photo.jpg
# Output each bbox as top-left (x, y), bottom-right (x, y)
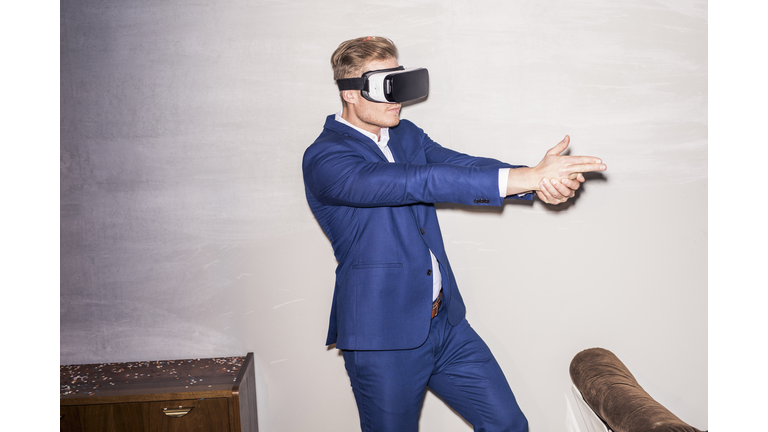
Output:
top-left (61, 355), bottom-right (246, 402)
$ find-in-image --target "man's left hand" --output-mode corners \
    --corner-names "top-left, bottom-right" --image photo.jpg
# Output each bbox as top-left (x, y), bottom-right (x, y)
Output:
top-left (536, 176), bottom-right (584, 204)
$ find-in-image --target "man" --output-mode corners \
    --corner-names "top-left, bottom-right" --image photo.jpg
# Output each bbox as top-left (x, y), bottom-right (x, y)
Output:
top-left (302, 36), bottom-right (606, 432)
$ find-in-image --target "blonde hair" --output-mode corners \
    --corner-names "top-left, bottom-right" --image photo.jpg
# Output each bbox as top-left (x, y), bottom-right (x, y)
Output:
top-left (331, 36), bottom-right (398, 81)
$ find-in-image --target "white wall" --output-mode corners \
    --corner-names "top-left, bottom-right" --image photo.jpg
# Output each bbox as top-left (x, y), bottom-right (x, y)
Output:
top-left (60, 1), bottom-right (707, 431)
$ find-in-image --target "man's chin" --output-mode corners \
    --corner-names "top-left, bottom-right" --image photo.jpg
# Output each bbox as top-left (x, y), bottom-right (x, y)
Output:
top-left (383, 113), bottom-right (401, 128)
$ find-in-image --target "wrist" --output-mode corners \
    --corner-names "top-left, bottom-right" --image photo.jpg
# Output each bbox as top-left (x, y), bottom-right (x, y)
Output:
top-left (506, 166), bottom-right (540, 196)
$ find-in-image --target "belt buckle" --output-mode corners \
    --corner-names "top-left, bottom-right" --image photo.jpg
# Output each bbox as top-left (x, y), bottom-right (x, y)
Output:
top-left (431, 291), bottom-right (443, 319)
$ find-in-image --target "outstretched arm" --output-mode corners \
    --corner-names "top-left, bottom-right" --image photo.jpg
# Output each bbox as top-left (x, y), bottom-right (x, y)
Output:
top-left (506, 135), bottom-right (606, 204)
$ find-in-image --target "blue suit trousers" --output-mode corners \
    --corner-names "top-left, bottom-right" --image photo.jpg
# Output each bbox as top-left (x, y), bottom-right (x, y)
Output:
top-left (342, 304), bottom-right (528, 432)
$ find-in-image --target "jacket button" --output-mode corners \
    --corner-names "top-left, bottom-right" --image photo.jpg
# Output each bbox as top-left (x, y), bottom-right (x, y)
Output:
top-left (473, 199), bottom-right (479, 203)
top-left (427, 269), bottom-right (432, 276)
top-left (420, 228), bottom-right (425, 235)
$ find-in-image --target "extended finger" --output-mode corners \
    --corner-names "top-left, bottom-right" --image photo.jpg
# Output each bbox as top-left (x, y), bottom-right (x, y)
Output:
top-left (565, 155), bottom-right (603, 165)
top-left (566, 161), bottom-right (606, 174)
top-left (546, 135), bottom-right (570, 156)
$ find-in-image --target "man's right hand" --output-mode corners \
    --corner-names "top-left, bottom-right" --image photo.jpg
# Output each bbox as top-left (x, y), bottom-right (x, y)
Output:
top-left (506, 135), bottom-right (606, 204)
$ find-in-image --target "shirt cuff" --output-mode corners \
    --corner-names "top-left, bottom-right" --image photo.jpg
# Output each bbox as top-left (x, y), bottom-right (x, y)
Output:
top-left (498, 168), bottom-right (510, 197)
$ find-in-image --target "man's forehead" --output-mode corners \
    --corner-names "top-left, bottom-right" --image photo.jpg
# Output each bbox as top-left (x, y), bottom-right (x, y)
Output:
top-left (364, 57), bottom-right (399, 73)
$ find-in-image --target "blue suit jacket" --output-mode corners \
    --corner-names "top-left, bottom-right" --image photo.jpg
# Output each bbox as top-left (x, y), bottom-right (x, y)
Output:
top-left (303, 115), bottom-right (531, 350)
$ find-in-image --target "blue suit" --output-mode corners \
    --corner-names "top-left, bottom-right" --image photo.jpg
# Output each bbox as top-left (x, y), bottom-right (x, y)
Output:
top-left (303, 115), bottom-right (530, 431)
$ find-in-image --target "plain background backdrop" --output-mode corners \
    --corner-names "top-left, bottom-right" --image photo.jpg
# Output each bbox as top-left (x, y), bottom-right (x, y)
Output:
top-left (16, 0), bottom-right (768, 430)
top-left (56, 1), bottom-right (708, 431)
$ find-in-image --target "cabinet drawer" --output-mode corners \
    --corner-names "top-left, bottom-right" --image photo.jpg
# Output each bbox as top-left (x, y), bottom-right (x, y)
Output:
top-left (61, 402), bottom-right (148, 432)
top-left (61, 398), bottom-right (230, 432)
top-left (149, 398), bottom-right (230, 432)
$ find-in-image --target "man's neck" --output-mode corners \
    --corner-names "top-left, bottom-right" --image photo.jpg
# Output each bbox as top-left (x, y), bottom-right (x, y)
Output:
top-left (341, 106), bottom-right (382, 140)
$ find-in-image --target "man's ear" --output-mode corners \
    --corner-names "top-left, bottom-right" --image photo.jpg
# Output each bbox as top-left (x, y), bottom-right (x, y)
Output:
top-left (342, 90), bottom-right (358, 105)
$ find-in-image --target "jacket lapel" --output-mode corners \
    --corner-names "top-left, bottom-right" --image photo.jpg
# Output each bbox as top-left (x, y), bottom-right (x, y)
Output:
top-left (323, 114), bottom-right (389, 162)
top-left (387, 129), bottom-right (407, 163)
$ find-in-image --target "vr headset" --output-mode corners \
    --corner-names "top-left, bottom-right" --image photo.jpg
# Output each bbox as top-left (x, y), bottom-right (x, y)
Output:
top-left (336, 66), bottom-right (429, 103)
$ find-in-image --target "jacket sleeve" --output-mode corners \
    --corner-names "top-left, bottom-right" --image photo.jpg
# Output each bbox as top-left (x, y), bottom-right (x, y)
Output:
top-left (303, 139), bottom-right (505, 208)
top-left (422, 133), bottom-right (521, 169)
top-left (420, 132), bottom-right (534, 201)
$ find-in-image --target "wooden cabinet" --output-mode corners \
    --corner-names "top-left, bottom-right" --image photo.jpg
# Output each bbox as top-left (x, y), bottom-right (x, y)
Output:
top-left (60, 353), bottom-right (258, 432)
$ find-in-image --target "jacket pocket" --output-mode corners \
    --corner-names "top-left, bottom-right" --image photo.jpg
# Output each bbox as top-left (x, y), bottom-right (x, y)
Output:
top-left (351, 262), bottom-right (404, 270)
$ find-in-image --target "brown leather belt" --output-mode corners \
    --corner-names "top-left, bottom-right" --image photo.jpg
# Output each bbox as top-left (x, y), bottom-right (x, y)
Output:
top-left (431, 291), bottom-right (444, 319)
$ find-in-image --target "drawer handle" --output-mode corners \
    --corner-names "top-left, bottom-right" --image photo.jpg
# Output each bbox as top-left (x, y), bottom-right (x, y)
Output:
top-left (164, 407), bottom-right (194, 418)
